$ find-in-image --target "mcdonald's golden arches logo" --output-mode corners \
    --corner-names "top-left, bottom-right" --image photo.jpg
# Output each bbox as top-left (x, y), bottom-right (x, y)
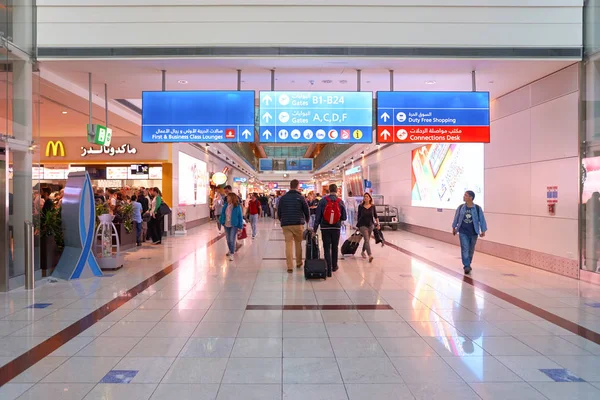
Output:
top-left (45, 141), bottom-right (65, 157)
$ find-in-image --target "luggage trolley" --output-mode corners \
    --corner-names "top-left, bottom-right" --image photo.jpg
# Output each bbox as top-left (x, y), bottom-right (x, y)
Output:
top-left (378, 204), bottom-right (400, 231)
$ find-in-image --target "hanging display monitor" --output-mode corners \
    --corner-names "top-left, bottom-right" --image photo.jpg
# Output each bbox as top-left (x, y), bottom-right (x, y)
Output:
top-left (259, 91), bottom-right (373, 144)
top-left (259, 159), bottom-right (273, 171)
top-left (376, 91), bottom-right (490, 144)
top-left (286, 158), bottom-right (313, 171)
top-left (142, 91), bottom-right (255, 143)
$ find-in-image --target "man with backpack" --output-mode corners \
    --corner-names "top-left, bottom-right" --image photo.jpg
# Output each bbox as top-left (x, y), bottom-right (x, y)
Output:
top-left (313, 184), bottom-right (347, 276)
top-left (278, 180), bottom-right (310, 273)
top-left (452, 190), bottom-right (488, 275)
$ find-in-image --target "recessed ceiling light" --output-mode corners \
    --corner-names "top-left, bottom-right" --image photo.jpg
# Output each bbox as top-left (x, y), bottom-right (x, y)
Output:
top-left (178, 79), bottom-right (188, 84)
top-left (61, 111), bottom-right (68, 114)
top-left (425, 80), bottom-right (436, 85)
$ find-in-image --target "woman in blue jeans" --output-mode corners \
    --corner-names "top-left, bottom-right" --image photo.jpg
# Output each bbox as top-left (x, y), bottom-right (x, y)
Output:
top-left (220, 193), bottom-right (244, 261)
top-left (452, 190), bottom-right (488, 275)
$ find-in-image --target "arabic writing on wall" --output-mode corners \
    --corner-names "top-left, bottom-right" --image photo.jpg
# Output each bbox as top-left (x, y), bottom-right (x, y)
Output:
top-left (81, 144), bottom-right (138, 157)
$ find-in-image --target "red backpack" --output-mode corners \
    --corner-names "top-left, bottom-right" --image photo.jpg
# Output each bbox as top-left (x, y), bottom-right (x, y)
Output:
top-left (323, 196), bottom-right (342, 225)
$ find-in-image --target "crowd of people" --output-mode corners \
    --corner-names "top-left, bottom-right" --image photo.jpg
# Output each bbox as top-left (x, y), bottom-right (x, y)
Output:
top-left (212, 180), bottom-right (488, 277)
top-left (94, 186), bottom-right (166, 246)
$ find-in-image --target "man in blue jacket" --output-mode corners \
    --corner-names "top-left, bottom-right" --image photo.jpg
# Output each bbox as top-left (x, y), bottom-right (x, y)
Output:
top-left (452, 190), bottom-right (488, 275)
top-left (314, 184), bottom-right (347, 276)
top-left (278, 179), bottom-right (310, 273)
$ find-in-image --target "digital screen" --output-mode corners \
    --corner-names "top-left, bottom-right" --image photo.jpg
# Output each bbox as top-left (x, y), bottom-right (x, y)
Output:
top-left (233, 177), bottom-right (248, 183)
top-left (149, 166), bottom-right (163, 180)
top-left (178, 152), bottom-right (208, 206)
top-left (286, 158), bottom-right (313, 171)
top-left (86, 167), bottom-right (106, 180)
top-left (32, 167), bottom-right (44, 180)
top-left (259, 159), bottom-right (273, 171)
top-left (377, 91), bottom-right (490, 143)
top-left (106, 166), bottom-right (128, 180)
top-left (44, 169), bottom-right (69, 180)
top-left (128, 164), bottom-right (149, 179)
top-left (345, 166), bottom-right (365, 197)
top-left (68, 166), bottom-right (86, 175)
top-left (259, 91), bottom-right (373, 144)
top-left (583, 156), bottom-right (600, 203)
top-left (411, 143), bottom-right (484, 209)
top-left (142, 91), bottom-right (255, 143)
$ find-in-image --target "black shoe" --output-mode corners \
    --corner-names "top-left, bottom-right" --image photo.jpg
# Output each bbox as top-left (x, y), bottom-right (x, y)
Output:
top-left (332, 266), bottom-right (339, 272)
top-left (327, 271), bottom-right (332, 278)
top-left (464, 267), bottom-right (472, 275)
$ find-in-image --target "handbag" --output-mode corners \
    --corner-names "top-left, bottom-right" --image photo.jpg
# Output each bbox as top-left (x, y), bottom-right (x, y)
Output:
top-left (159, 202), bottom-right (171, 216)
top-left (237, 224), bottom-right (248, 240)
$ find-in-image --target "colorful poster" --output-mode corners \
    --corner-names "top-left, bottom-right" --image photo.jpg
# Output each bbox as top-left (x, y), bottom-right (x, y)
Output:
top-left (178, 152), bottom-right (209, 206)
top-left (411, 143), bottom-right (484, 209)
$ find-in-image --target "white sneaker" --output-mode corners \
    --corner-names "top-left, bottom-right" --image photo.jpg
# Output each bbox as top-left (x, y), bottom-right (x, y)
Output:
top-left (228, 255), bottom-right (234, 261)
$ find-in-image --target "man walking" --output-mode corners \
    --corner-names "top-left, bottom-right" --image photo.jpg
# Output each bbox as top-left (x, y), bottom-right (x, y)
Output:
top-left (452, 190), bottom-right (488, 275)
top-left (314, 184), bottom-right (347, 276)
top-left (278, 180), bottom-right (310, 273)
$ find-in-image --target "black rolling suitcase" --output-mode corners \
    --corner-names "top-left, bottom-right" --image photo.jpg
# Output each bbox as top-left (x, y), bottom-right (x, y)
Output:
top-left (341, 230), bottom-right (362, 255)
top-left (304, 233), bottom-right (327, 279)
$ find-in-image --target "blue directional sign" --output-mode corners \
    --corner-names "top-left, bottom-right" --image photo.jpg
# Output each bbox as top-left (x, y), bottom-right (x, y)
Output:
top-left (142, 91), bottom-right (255, 143)
top-left (376, 91), bottom-right (490, 143)
top-left (259, 91), bottom-right (373, 143)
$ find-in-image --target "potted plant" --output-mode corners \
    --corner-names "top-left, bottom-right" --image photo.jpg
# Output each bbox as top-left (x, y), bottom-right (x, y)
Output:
top-left (40, 207), bottom-right (64, 272)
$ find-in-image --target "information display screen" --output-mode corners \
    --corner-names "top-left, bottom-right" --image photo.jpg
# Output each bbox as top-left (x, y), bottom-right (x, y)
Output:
top-left (128, 164), bottom-right (150, 179)
top-left (259, 159), bottom-right (273, 171)
top-left (106, 166), bottom-right (128, 180)
top-left (259, 91), bottom-right (373, 144)
top-left (411, 143), bottom-right (484, 209)
top-left (149, 166), bottom-right (163, 179)
top-left (178, 152), bottom-right (208, 206)
top-left (286, 159), bottom-right (313, 171)
top-left (377, 91), bottom-right (490, 143)
top-left (142, 91), bottom-right (255, 143)
top-left (345, 166), bottom-right (365, 197)
top-left (44, 169), bottom-right (69, 180)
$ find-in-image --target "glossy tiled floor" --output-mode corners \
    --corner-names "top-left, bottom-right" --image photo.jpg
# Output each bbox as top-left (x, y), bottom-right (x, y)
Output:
top-left (1, 219), bottom-right (600, 399)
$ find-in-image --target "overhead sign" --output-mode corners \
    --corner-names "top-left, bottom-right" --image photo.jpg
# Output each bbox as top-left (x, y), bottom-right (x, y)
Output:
top-left (286, 158), bottom-right (313, 171)
top-left (259, 91), bottom-right (373, 144)
top-left (81, 144), bottom-right (137, 157)
top-left (87, 124), bottom-right (113, 147)
top-left (376, 91), bottom-right (490, 143)
top-left (233, 177), bottom-right (248, 183)
top-left (141, 91), bottom-right (255, 143)
top-left (259, 159), bottom-right (273, 171)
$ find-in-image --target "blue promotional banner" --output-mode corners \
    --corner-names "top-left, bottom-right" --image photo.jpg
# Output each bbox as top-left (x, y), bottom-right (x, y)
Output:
top-left (141, 91), bottom-right (255, 143)
top-left (259, 91), bottom-right (373, 144)
top-left (259, 159), bottom-right (273, 171)
top-left (286, 158), bottom-right (314, 171)
top-left (376, 91), bottom-right (490, 143)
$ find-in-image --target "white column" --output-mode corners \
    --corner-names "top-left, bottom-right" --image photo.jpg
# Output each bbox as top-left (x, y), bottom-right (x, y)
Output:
top-left (11, 60), bottom-right (33, 277)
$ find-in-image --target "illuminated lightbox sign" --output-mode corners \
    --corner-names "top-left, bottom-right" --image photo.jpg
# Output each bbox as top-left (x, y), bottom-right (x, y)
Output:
top-left (142, 91), bottom-right (255, 143)
top-left (259, 91), bottom-right (373, 144)
top-left (377, 91), bottom-right (490, 143)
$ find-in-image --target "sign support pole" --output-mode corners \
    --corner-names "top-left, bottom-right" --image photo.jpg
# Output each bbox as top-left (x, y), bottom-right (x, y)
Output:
top-left (389, 70), bottom-right (394, 91)
top-left (104, 83), bottom-right (108, 128)
top-left (357, 69), bottom-right (362, 91)
top-left (161, 70), bottom-right (166, 91)
top-left (88, 73), bottom-right (93, 135)
top-left (270, 69), bottom-right (275, 91)
top-left (237, 69), bottom-right (242, 91)
top-left (472, 70), bottom-right (477, 92)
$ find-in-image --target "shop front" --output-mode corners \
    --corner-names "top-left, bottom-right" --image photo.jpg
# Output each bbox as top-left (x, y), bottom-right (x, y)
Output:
top-left (39, 136), bottom-right (170, 199)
